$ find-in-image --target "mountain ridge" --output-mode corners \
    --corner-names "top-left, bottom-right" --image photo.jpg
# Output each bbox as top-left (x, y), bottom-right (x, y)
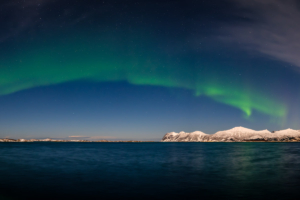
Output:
top-left (161, 127), bottom-right (300, 142)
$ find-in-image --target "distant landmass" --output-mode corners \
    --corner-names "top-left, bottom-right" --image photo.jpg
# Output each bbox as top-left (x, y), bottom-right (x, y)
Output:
top-left (161, 127), bottom-right (300, 142)
top-left (0, 138), bottom-right (154, 143)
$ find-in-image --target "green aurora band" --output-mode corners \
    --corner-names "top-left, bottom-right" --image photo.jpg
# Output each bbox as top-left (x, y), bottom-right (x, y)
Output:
top-left (0, 35), bottom-right (287, 118)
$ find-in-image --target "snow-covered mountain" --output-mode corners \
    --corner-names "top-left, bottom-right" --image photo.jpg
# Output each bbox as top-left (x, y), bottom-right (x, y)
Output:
top-left (161, 131), bottom-right (208, 142)
top-left (211, 127), bottom-right (271, 141)
top-left (161, 127), bottom-right (300, 142)
top-left (271, 128), bottom-right (300, 137)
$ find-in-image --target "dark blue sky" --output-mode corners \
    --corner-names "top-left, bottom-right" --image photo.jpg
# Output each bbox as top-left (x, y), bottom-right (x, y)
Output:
top-left (0, 0), bottom-right (299, 140)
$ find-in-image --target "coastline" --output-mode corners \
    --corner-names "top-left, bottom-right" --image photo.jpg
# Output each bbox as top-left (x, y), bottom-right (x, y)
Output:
top-left (2, 139), bottom-right (300, 143)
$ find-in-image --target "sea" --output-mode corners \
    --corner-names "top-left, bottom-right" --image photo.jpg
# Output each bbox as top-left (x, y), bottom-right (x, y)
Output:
top-left (1, 142), bottom-right (300, 200)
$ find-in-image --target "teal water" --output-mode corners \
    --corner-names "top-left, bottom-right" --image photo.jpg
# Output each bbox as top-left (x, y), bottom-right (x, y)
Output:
top-left (1, 142), bottom-right (300, 200)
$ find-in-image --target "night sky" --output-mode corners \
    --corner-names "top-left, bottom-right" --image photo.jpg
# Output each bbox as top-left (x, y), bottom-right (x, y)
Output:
top-left (1, 0), bottom-right (299, 140)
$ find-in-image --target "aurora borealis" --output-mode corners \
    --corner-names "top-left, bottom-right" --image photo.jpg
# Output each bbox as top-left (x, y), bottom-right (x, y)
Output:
top-left (0, 0), bottom-right (299, 140)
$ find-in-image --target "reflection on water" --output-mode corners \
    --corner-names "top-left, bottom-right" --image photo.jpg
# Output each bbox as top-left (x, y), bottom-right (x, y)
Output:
top-left (1, 143), bottom-right (300, 200)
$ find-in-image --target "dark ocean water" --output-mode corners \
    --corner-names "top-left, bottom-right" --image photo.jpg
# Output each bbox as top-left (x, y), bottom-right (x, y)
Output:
top-left (1, 142), bottom-right (300, 200)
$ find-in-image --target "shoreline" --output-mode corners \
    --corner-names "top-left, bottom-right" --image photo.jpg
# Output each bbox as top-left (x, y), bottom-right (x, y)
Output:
top-left (0, 139), bottom-right (157, 143)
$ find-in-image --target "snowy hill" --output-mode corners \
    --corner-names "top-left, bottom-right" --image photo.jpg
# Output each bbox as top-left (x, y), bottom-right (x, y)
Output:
top-left (161, 131), bottom-right (208, 142)
top-left (211, 126), bottom-right (271, 141)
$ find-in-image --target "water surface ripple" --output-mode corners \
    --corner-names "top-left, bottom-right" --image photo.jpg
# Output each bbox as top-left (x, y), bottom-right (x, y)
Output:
top-left (1, 142), bottom-right (300, 200)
